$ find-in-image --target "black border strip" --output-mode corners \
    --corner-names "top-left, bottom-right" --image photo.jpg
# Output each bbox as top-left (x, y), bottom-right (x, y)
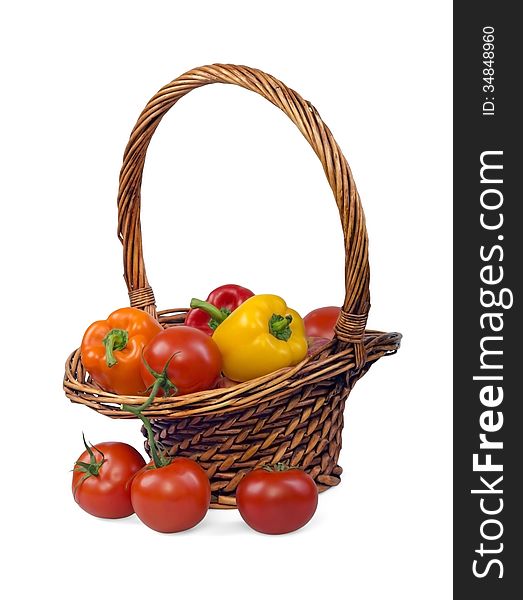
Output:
top-left (453, 3), bottom-right (520, 597)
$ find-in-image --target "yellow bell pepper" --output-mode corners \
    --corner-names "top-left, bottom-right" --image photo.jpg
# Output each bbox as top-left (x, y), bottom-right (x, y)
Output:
top-left (189, 294), bottom-right (308, 382)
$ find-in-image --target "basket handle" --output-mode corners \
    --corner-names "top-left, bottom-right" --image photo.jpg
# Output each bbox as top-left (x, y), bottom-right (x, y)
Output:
top-left (117, 64), bottom-right (370, 366)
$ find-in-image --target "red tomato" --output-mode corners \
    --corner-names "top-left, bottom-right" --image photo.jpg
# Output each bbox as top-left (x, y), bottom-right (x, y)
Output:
top-left (303, 306), bottom-right (341, 340)
top-left (72, 440), bottom-right (145, 519)
top-left (236, 465), bottom-right (318, 534)
top-left (131, 458), bottom-right (211, 533)
top-left (141, 326), bottom-right (222, 396)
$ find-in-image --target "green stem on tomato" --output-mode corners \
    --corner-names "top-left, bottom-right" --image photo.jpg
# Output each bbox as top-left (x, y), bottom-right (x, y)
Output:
top-left (263, 461), bottom-right (295, 472)
top-left (120, 353), bottom-right (179, 469)
top-left (72, 434), bottom-right (107, 497)
top-left (102, 328), bottom-right (129, 367)
top-left (133, 376), bottom-right (166, 413)
top-left (122, 404), bottom-right (165, 468)
top-left (190, 298), bottom-right (227, 325)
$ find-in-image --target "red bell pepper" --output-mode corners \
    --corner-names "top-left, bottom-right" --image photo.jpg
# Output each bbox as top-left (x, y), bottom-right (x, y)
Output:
top-left (185, 284), bottom-right (254, 335)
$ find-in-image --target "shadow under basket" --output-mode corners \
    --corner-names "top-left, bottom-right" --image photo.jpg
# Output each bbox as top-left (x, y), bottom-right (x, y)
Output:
top-left (63, 64), bottom-right (402, 509)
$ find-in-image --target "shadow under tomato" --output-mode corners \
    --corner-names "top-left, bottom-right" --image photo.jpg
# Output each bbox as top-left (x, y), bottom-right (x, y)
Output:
top-left (90, 506), bottom-right (324, 536)
top-left (202, 508), bottom-right (323, 537)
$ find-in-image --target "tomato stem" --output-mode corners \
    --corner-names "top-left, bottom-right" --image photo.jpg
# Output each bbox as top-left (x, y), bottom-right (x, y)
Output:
top-left (72, 433), bottom-right (107, 496)
top-left (263, 461), bottom-right (295, 472)
top-left (102, 328), bottom-right (129, 367)
top-left (124, 406), bottom-right (167, 468)
top-left (121, 353), bottom-right (179, 469)
top-left (140, 352), bottom-right (178, 407)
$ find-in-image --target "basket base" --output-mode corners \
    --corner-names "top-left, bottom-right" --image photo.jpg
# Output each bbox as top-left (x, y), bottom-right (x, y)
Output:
top-left (142, 378), bottom-right (349, 509)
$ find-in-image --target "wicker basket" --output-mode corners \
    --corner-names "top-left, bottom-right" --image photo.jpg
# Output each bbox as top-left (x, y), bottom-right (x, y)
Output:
top-left (63, 64), bottom-right (401, 509)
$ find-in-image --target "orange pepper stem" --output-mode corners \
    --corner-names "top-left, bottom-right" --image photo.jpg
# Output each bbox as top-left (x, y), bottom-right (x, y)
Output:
top-left (102, 328), bottom-right (129, 367)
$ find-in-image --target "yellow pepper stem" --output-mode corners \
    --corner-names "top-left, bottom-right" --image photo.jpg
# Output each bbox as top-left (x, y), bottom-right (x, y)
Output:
top-left (269, 314), bottom-right (293, 341)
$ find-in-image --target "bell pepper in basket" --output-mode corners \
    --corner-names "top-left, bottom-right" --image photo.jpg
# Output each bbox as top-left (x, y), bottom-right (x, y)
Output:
top-left (190, 294), bottom-right (308, 382)
top-left (185, 284), bottom-right (254, 335)
top-left (81, 307), bottom-right (163, 395)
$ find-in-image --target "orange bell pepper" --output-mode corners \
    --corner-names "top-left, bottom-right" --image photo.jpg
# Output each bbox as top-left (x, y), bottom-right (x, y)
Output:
top-left (81, 307), bottom-right (163, 395)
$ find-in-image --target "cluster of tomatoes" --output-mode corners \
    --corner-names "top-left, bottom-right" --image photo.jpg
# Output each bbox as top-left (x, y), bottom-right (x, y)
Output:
top-left (74, 284), bottom-right (341, 534)
top-left (72, 438), bottom-right (319, 535)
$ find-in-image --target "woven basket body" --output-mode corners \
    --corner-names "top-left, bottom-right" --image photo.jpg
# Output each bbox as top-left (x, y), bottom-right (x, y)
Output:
top-left (63, 64), bottom-right (401, 508)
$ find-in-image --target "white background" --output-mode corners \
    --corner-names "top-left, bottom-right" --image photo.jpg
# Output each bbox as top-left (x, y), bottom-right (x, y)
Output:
top-left (0, 1), bottom-right (452, 598)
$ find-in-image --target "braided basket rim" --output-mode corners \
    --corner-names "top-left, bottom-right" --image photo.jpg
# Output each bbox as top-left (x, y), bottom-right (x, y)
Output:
top-left (64, 307), bottom-right (401, 419)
